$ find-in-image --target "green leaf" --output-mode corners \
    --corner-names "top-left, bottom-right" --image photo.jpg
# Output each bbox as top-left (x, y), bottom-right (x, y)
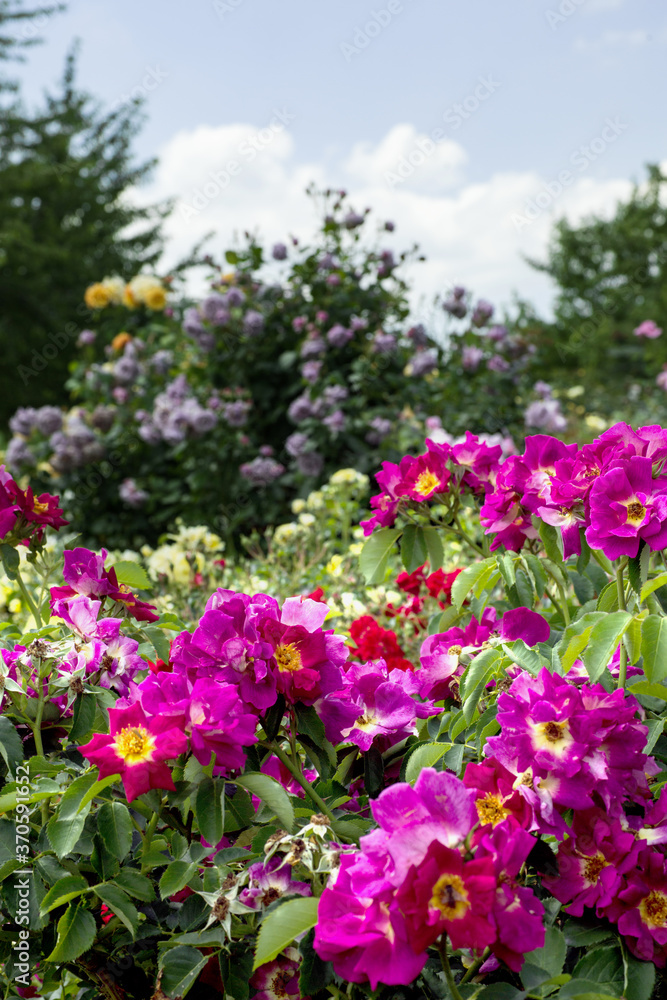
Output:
top-left (460, 648), bottom-right (502, 702)
top-left (143, 625), bottom-right (171, 662)
top-left (623, 616), bottom-right (643, 665)
top-left (97, 802), bottom-right (133, 861)
top-left (47, 813), bottom-right (87, 859)
top-left (644, 718), bottom-right (664, 755)
top-left (641, 615), bottom-right (667, 683)
top-left (299, 927), bottom-right (333, 995)
top-left (0, 717), bottom-right (23, 775)
top-left (539, 520), bottom-right (563, 563)
top-left (93, 882), bottom-right (139, 936)
top-left (597, 580), bottom-right (619, 612)
top-left (640, 572), bottom-right (667, 603)
top-left (91, 832), bottom-right (120, 881)
top-left (423, 526), bottom-right (444, 572)
top-left (560, 627), bottom-right (594, 673)
top-left (45, 903), bottom-right (96, 963)
top-left (582, 611), bottom-right (632, 682)
top-left (401, 524), bottom-right (428, 573)
top-left (253, 896), bottom-right (319, 970)
top-left (359, 528), bottom-right (402, 584)
top-left (114, 868), bottom-right (155, 902)
top-left (572, 946), bottom-right (624, 997)
top-left (452, 558), bottom-right (495, 610)
top-left (57, 769), bottom-right (100, 821)
top-left (236, 773), bottom-right (294, 831)
top-left (524, 925), bottom-right (566, 978)
top-left (69, 694), bottom-right (97, 742)
top-left (514, 568), bottom-right (534, 607)
top-left (159, 945), bottom-right (208, 999)
top-left (110, 560), bottom-right (152, 591)
top-left (500, 640), bottom-right (545, 676)
top-left (0, 543), bottom-right (19, 581)
top-left (623, 950), bottom-right (656, 1000)
top-left (159, 861), bottom-right (197, 899)
top-left (628, 543), bottom-right (650, 596)
top-left (224, 786), bottom-right (254, 832)
top-left (39, 875), bottom-right (90, 915)
top-left (194, 778), bottom-right (225, 847)
top-left (524, 553), bottom-right (548, 598)
top-left (405, 742), bottom-right (451, 784)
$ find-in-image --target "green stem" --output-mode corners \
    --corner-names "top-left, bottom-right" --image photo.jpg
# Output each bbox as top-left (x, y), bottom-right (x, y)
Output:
top-left (437, 936), bottom-right (464, 1000)
top-left (263, 741), bottom-right (336, 828)
top-left (15, 566), bottom-right (42, 629)
top-left (459, 947), bottom-right (490, 985)
top-left (449, 518), bottom-right (486, 558)
top-left (616, 563), bottom-right (628, 689)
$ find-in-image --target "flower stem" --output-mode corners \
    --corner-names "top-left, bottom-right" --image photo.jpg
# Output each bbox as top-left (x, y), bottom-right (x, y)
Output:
top-left (263, 741), bottom-right (336, 828)
top-left (15, 566), bottom-right (42, 629)
top-left (459, 947), bottom-right (490, 985)
top-left (616, 564), bottom-right (628, 689)
top-left (437, 936), bottom-right (464, 1000)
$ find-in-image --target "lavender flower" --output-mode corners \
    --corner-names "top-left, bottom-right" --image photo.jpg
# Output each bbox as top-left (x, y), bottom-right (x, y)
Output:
top-left (272, 242), bottom-right (288, 260)
top-left (6, 437), bottom-right (35, 469)
top-left (91, 405), bottom-right (116, 433)
top-left (240, 456), bottom-right (285, 486)
top-left (372, 331), bottom-right (397, 354)
top-left (365, 416), bottom-right (393, 445)
top-left (150, 349), bottom-right (173, 375)
top-left (462, 346), bottom-right (484, 371)
top-left (487, 324), bottom-right (508, 343)
top-left (77, 329), bottom-right (97, 347)
top-left (343, 210), bottom-right (364, 229)
top-left (9, 407), bottom-right (37, 436)
top-left (286, 432), bottom-right (311, 458)
top-left (35, 406), bottom-right (63, 436)
top-left (119, 479), bottom-right (149, 508)
top-left (225, 287), bottom-right (245, 308)
top-left (222, 400), bottom-right (251, 427)
top-left (472, 299), bottom-right (494, 327)
top-left (487, 355), bottom-right (510, 374)
top-left (302, 361), bottom-right (322, 384)
top-left (201, 293), bottom-right (228, 323)
top-left (297, 452), bottom-right (324, 477)
top-left (300, 335), bottom-right (325, 359)
top-left (323, 385), bottom-right (348, 407)
top-left (292, 316), bottom-right (307, 332)
top-left (114, 356), bottom-right (140, 384)
top-left (525, 398), bottom-right (567, 433)
top-left (409, 349), bottom-right (438, 376)
top-left (243, 310), bottom-right (264, 336)
top-left (288, 393), bottom-right (315, 422)
top-left (323, 409), bottom-right (346, 432)
top-left (407, 324), bottom-right (429, 348)
top-left (327, 324), bottom-right (353, 348)
top-left (350, 316), bottom-right (368, 332)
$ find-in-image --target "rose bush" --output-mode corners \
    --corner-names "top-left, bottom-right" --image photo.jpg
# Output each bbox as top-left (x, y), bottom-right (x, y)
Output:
top-left (0, 420), bottom-right (666, 997)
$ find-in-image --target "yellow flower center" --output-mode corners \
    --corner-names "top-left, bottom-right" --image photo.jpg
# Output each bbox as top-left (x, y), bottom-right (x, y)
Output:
top-left (582, 853), bottom-right (607, 884)
top-left (32, 498), bottom-right (49, 515)
top-left (640, 890), bottom-right (667, 928)
top-left (476, 793), bottom-right (510, 827)
top-left (430, 873), bottom-right (470, 920)
top-left (532, 719), bottom-right (573, 757)
top-left (413, 470), bottom-right (441, 497)
top-left (626, 500), bottom-right (647, 525)
top-left (274, 643), bottom-right (302, 673)
top-left (114, 725), bottom-right (155, 764)
top-left (448, 645), bottom-right (462, 657)
top-left (355, 713), bottom-right (378, 732)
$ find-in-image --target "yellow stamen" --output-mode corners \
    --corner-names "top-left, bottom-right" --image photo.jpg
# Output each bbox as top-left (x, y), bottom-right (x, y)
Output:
top-left (429, 873), bottom-right (470, 920)
top-left (274, 643), bottom-right (302, 673)
top-left (640, 891), bottom-right (667, 928)
top-left (413, 470), bottom-right (441, 497)
top-left (114, 725), bottom-right (155, 764)
top-left (476, 793), bottom-right (510, 827)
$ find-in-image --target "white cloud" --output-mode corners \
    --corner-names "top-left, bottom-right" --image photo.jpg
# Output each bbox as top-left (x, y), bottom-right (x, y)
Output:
top-left (343, 123), bottom-right (467, 193)
top-left (136, 122), bottom-right (633, 321)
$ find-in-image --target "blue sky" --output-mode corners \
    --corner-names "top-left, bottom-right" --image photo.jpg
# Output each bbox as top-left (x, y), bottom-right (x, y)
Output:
top-left (15, 0), bottom-right (667, 316)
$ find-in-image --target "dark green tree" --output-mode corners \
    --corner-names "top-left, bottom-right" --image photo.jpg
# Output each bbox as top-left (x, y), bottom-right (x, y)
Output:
top-left (0, 0), bottom-right (64, 80)
top-left (528, 163), bottom-right (667, 414)
top-left (0, 48), bottom-right (169, 422)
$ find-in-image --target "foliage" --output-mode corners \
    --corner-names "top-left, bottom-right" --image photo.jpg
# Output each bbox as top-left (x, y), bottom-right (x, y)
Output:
top-left (529, 163), bottom-right (667, 420)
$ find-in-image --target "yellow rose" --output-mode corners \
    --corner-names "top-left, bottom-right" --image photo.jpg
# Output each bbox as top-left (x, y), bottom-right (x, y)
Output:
top-left (122, 285), bottom-right (137, 308)
top-left (84, 283), bottom-right (111, 309)
top-left (144, 286), bottom-right (167, 310)
top-left (111, 332), bottom-right (133, 352)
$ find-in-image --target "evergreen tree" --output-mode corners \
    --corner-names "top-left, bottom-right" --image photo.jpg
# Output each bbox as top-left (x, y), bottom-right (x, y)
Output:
top-left (0, 0), bottom-right (64, 79)
top-left (0, 48), bottom-right (169, 422)
top-left (528, 164), bottom-right (667, 411)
